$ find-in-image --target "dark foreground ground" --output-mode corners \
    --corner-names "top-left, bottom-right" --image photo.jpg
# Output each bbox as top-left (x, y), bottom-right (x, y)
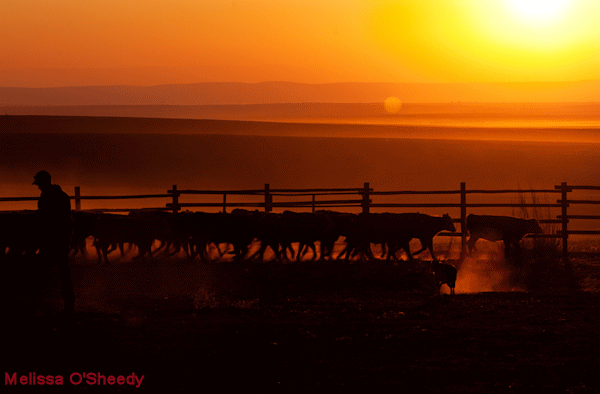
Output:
top-left (3, 254), bottom-right (600, 393)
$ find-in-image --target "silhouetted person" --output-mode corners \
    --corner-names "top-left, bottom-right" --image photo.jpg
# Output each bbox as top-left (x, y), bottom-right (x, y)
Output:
top-left (33, 170), bottom-right (75, 316)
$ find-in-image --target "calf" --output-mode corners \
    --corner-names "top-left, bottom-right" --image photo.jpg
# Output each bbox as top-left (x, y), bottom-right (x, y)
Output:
top-left (431, 260), bottom-right (457, 295)
top-left (467, 214), bottom-right (543, 258)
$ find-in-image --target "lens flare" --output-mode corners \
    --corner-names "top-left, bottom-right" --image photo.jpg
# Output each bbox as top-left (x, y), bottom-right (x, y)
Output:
top-left (384, 97), bottom-right (402, 114)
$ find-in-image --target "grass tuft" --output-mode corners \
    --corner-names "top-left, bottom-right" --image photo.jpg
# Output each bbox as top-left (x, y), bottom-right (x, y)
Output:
top-left (508, 186), bottom-right (579, 292)
top-left (512, 186), bottom-right (561, 258)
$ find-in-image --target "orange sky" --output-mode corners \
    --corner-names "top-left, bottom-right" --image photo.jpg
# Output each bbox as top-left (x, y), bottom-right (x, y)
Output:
top-left (1, 0), bottom-right (599, 87)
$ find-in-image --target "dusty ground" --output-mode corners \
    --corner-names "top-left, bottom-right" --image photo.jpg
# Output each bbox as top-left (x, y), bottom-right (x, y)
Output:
top-left (3, 251), bottom-right (600, 393)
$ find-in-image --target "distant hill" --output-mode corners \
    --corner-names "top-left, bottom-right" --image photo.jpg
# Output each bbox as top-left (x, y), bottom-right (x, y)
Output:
top-left (1, 81), bottom-right (599, 105)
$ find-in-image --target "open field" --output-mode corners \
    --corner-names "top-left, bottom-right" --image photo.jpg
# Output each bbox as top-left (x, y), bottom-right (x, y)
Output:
top-left (2, 102), bottom-right (600, 129)
top-left (2, 113), bottom-right (600, 142)
top-left (2, 116), bottom-right (599, 207)
top-left (3, 248), bottom-right (600, 392)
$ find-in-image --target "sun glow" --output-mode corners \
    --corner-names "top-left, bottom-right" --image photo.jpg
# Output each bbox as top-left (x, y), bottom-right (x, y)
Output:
top-left (506, 0), bottom-right (569, 23)
top-left (369, 0), bottom-right (598, 82)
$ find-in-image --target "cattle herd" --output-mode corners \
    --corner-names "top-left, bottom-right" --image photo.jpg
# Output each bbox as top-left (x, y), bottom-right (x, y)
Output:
top-left (2, 208), bottom-right (547, 294)
top-left (1, 209), bottom-right (459, 265)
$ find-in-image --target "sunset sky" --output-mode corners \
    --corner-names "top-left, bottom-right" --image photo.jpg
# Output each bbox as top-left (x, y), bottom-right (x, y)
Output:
top-left (2, 0), bottom-right (599, 87)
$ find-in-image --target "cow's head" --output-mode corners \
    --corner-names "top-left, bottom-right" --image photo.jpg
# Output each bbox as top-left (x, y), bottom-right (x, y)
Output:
top-left (442, 214), bottom-right (456, 232)
top-left (528, 219), bottom-right (543, 234)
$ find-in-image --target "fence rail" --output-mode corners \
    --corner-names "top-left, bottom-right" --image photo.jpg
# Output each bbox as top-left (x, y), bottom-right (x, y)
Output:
top-left (2, 182), bottom-right (598, 260)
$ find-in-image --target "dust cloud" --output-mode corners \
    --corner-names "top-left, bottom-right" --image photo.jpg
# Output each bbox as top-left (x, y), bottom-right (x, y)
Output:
top-left (454, 253), bottom-right (527, 294)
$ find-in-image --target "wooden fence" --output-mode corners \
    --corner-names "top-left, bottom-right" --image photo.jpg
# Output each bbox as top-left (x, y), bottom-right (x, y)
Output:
top-left (2, 182), bottom-right (599, 260)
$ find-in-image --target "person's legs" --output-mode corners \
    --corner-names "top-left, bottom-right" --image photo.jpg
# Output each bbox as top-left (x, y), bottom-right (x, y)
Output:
top-left (52, 240), bottom-right (75, 313)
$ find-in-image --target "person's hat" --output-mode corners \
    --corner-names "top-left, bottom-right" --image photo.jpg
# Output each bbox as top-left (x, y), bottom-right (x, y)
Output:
top-left (33, 170), bottom-right (51, 185)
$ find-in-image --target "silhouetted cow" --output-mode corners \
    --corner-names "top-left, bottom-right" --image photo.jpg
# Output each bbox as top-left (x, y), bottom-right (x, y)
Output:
top-left (278, 210), bottom-right (335, 261)
top-left (93, 213), bottom-right (155, 263)
top-left (341, 213), bottom-right (455, 263)
top-left (466, 214), bottom-right (543, 258)
top-left (128, 210), bottom-right (185, 258)
top-left (226, 209), bottom-right (262, 261)
top-left (316, 210), bottom-right (357, 260)
top-left (190, 211), bottom-right (255, 261)
top-left (243, 211), bottom-right (286, 262)
top-left (431, 260), bottom-right (457, 295)
top-left (184, 212), bottom-right (221, 261)
top-left (342, 213), bottom-right (407, 262)
top-left (70, 210), bottom-right (100, 258)
top-left (401, 213), bottom-right (456, 262)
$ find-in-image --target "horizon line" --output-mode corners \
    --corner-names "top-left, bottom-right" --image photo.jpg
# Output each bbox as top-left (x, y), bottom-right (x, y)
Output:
top-left (2, 79), bottom-right (599, 90)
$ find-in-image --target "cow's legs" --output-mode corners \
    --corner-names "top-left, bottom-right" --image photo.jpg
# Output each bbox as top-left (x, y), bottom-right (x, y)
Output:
top-left (413, 237), bottom-right (437, 261)
top-left (106, 241), bottom-right (126, 257)
top-left (196, 241), bottom-right (211, 262)
top-left (280, 242), bottom-right (295, 261)
top-left (364, 243), bottom-right (376, 261)
top-left (411, 245), bottom-right (427, 256)
top-left (100, 245), bottom-right (111, 265)
top-left (296, 243), bottom-right (308, 261)
top-left (401, 242), bottom-right (414, 261)
top-left (336, 243), bottom-right (349, 261)
top-left (293, 242), bottom-right (317, 261)
top-left (305, 242), bottom-right (318, 261)
top-left (386, 243), bottom-right (403, 263)
top-left (385, 242), bottom-right (412, 263)
top-left (265, 242), bottom-right (283, 262)
top-left (344, 242), bottom-right (368, 262)
top-left (384, 244), bottom-right (394, 262)
top-left (320, 235), bottom-right (338, 260)
top-left (467, 236), bottom-right (479, 255)
top-left (377, 243), bottom-right (387, 259)
top-left (133, 240), bottom-right (153, 262)
top-left (248, 240), bottom-right (274, 262)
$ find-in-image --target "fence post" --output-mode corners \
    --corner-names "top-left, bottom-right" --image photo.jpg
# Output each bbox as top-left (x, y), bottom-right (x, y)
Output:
top-left (264, 184), bottom-right (272, 212)
top-left (362, 182), bottom-right (370, 214)
top-left (74, 186), bottom-right (81, 211)
top-left (223, 193), bottom-right (227, 213)
top-left (171, 184), bottom-right (180, 213)
top-left (460, 182), bottom-right (467, 261)
top-left (561, 182), bottom-right (569, 262)
top-left (312, 194), bottom-right (316, 213)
